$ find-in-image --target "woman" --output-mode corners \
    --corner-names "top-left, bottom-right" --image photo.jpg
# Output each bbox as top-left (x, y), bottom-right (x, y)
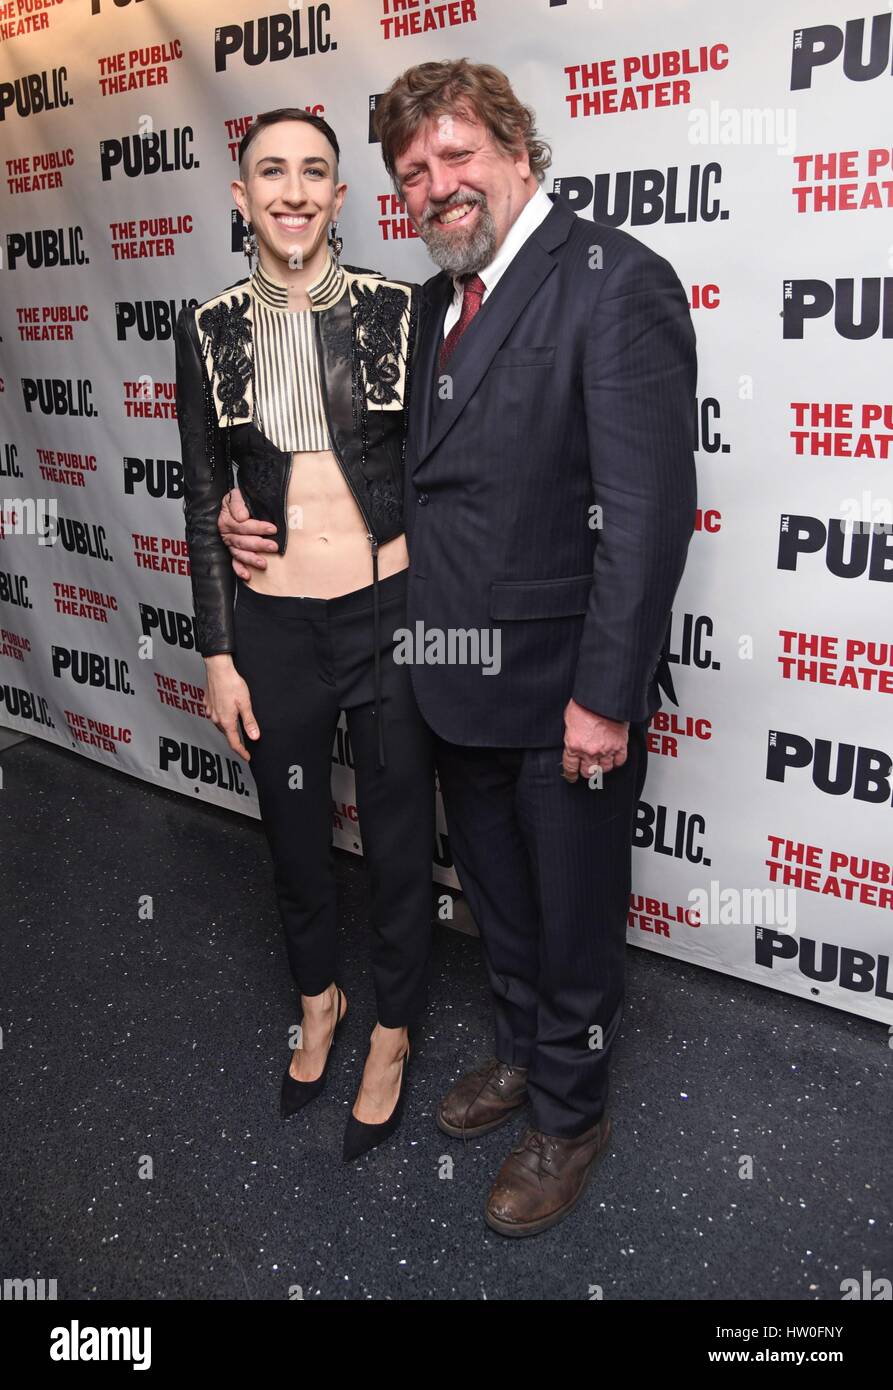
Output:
top-left (174, 108), bottom-right (435, 1162)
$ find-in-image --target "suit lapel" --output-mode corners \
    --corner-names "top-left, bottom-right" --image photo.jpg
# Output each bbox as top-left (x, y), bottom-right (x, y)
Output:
top-left (412, 195), bottom-right (575, 466)
top-left (411, 272), bottom-right (451, 468)
top-left (421, 246), bottom-right (555, 463)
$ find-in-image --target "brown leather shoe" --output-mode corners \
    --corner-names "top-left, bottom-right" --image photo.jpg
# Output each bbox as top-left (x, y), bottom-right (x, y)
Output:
top-left (436, 1057), bottom-right (529, 1138)
top-left (484, 1116), bottom-right (612, 1237)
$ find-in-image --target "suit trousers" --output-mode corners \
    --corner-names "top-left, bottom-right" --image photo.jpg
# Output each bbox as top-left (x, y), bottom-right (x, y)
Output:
top-left (232, 569), bottom-right (436, 1028)
top-left (434, 720), bottom-right (649, 1137)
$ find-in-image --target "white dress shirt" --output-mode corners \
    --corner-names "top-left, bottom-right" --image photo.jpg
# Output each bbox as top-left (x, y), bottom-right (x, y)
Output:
top-left (442, 183), bottom-right (554, 337)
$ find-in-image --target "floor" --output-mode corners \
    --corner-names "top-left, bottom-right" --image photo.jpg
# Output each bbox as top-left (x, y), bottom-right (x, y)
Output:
top-left (1, 733), bottom-right (889, 1300)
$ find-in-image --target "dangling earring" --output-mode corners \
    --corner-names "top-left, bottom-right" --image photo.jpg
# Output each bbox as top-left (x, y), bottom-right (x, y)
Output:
top-left (328, 221), bottom-right (343, 267)
top-left (243, 222), bottom-right (258, 269)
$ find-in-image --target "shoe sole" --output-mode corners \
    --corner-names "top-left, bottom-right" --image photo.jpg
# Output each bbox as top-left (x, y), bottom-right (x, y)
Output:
top-left (435, 1097), bottom-right (527, 1140)
top-left (483, 1119), bottom-right (613, 1238)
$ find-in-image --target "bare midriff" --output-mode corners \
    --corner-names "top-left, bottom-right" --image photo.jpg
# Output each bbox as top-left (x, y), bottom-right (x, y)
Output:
top-left (244, 447), bottom-right (408, 598)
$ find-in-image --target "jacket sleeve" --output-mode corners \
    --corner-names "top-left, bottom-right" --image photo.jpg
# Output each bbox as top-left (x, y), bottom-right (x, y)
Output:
top-left (174, 305), bottom-right (237, 657)
top-left (571, 242), bottom-right (698, 722)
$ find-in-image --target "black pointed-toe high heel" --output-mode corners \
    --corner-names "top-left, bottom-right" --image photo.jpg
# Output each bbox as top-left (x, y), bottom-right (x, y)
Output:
top-left (280, 986), bottom-right (346, 1120)
top-left (342, 1044), bottom-right (410, 1163)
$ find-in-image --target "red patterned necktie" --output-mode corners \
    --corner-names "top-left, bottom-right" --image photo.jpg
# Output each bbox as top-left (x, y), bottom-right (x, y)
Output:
top-left (438, 273), bottom-right (486, 372)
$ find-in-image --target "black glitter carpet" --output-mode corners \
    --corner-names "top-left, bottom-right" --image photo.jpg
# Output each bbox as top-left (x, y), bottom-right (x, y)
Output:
top-left (1, 734), bottom-right (889, 1301)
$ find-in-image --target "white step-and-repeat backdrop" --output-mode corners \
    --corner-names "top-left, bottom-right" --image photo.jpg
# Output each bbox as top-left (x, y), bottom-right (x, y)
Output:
top-left (1, 0), bottom-right (891, 1021)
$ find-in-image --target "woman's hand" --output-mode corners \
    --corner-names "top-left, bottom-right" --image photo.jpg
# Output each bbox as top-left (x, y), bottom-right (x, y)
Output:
top-left (203, 655), bottom-right (260, 760)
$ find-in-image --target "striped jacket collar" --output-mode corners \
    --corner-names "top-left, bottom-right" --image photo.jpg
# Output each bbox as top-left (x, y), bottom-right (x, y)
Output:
top-left (250, 254), bottom-right (347, 313)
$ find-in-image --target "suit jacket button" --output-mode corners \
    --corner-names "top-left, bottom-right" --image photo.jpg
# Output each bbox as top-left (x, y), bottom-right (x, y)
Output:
top-left (418, 492), bottom-right (429, 505)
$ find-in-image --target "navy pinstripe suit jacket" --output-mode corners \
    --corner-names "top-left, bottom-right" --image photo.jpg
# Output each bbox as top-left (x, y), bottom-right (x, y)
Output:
top-left (404, 192), bottom-right (698, 747)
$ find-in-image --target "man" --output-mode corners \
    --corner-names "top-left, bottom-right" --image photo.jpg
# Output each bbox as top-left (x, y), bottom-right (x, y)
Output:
top-left (217, 59), bottom-right (697, 1237)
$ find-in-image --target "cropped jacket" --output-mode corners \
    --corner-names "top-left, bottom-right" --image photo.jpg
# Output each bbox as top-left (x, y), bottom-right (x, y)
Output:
top-left (174, 257), bottom-right (421, 661)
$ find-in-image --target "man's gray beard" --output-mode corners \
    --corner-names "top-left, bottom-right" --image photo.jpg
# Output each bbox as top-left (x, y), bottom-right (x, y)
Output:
top-left (421, 203), bottom-right (498, 277)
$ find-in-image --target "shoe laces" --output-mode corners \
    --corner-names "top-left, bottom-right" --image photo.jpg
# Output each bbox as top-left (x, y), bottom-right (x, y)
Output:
top-left (519, 1128), bottom-right (561, 1171)
top-left (457, 1060), bottom-right (511, 1142)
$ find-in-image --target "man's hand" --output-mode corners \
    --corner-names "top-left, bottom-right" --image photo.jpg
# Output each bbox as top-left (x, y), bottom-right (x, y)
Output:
top-left (562, 698), bottom-right (629, 783)
top-left (218, 487), bottom-right (278, 581)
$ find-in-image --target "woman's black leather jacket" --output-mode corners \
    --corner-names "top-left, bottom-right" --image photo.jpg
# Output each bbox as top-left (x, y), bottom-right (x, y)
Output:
top-left (174, 262), bottom-right (420, 658)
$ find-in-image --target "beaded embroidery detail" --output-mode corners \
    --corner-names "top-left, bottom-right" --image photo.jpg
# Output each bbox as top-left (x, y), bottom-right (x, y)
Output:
top-left (196, 293), bottom-right (253, 425)
top-left (351, 282), bottom-right (409, 409)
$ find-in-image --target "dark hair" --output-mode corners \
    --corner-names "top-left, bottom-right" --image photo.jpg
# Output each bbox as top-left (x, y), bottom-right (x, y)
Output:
top-left (374, 59), bottom-right (551, 187)
top-left (237, 108), bottom-right (341, 178)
